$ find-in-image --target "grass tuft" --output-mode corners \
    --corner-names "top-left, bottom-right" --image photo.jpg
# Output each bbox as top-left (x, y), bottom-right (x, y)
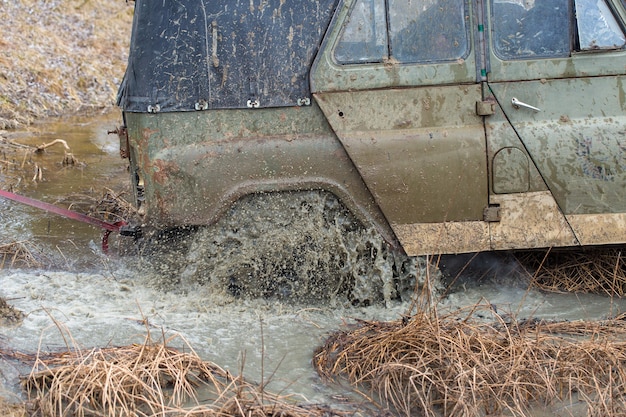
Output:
top-left (17, 331), bottom-right (351, 417)
top-left (0, 241), bottom-right (41, 269)
top-left (0, 396), bottom-right (27, 417)
top-left (518, 248), bottom-right (626, 297)
top-left (314, 301), bottom-right (626, 417)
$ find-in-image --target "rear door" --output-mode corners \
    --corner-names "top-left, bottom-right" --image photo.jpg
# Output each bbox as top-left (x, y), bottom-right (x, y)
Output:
top-left (486, 0), bottom-right (626, 248)
top-left (311, 0), bottom-right (490, 255)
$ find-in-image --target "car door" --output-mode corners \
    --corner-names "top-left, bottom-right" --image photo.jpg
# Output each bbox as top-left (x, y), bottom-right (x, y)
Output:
top-left (311, 0), bottom-right (490, 255)
top-left (486, 0), bottom-right (626, 249)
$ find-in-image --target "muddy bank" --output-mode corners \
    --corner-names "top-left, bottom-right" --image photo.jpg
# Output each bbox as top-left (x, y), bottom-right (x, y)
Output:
top-left (0, 0), bottom-right (133, 129)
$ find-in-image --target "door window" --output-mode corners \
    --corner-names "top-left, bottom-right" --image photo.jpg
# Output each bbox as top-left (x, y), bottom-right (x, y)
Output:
top-left (334, 0), bottom-right (388, 63)
top-left (492, 0), bottom-right (625, 60)
top-left (335, 0), bottom-right (470, 64)
top-left (390, 0), bottom-right (469, 62)
top-left (575, 0), bottom-right (626, 50)
top-left (492, 0), bottom-right (571, 58)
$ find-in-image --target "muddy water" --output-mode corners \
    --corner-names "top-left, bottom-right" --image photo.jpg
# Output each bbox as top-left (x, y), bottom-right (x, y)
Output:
top-left (2, 113), bottom-right (626, 414)
top-left (0, 110), bottom-right (129, 269)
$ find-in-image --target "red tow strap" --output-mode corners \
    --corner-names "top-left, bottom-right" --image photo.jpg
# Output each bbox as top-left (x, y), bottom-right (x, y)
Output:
top-left (0, 189), bottom-right (125, 253)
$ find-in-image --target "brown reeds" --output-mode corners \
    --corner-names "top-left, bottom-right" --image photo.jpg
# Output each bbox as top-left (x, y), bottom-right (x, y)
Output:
top-left (22, 332), bottom-right (349, 417)
top-left (55, 187), bottom-right (136, 225)
top-left (0, 136), bottom-right (35, 190)
top-left (314, 303), bottom-right (626, 417)
top-left (0, 396), bottom-right (27, 417)
top-left (87, 188), bottom-right (136, 224)
top-left (0, 241), bottom-right (41, 269)
top-left (0, 135), bottom-right (82, 189)
top-left (0, 297), bottom-right (24, 326)
top-left (517, 248), bottom-right (626, 296)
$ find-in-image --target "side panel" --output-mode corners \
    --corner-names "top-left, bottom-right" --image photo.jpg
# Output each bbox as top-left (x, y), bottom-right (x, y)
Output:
top-left (314, 86), bottom-right (490, 255)
top-left (314, 86), bottom-right (488, 225)
top-left (489, 76), bottom-right (626, 215)
top-left (123, 104), bottom-right (399, 245)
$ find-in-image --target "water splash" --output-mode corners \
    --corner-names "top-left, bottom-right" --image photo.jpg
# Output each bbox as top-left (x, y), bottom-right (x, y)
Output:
top-left (136, 191), bottom-right (437, 307)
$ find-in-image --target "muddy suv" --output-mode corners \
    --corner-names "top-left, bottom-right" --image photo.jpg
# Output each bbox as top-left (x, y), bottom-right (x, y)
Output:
top-left (116, 0), bottom-right (626, 259)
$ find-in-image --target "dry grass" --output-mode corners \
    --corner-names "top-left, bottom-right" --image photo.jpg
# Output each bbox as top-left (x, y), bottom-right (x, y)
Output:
top-left (0, 241), bottom-right (42, 269)
top-left (0, 136), bottom-right (36, 190)
top-left (53, 187), bottom-right (137, 225)
top-left (517, 248), bottom-right (626, 297)
top-left (0, 396), bottom-right (27, 417)
top-left (86, 188), bottom-right (136, 224)
top-left (314, 302), bottom-right (626, 417)
top-left (0, 0), bottom-right (133, 129)
top-left (0, 297), bottom-right (24, 326)
top-left (17, 331), bottom-right (349, 417)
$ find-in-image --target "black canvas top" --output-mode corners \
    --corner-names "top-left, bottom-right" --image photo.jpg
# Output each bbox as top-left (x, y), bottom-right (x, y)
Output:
top-left (117, 0), bottom-right (338, 113)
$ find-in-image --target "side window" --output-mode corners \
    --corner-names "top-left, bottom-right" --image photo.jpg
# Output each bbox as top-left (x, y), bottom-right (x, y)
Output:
top-left (390, 0), bottom-right (469, 62)
top-left (335, 0), bottom-right (470, 64)
top-left (492, 0), bottom-right (626, 60)
top-left (492, 0), bottom-right (571, 59)
top-left (575, 0), bottom-right (626, 50)
top-left (334, 0), bottom-right (388, 63)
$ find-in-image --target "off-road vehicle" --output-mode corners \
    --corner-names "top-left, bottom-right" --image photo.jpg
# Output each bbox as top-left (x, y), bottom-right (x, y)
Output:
top-left (115, 0), bottom-right (626, 299)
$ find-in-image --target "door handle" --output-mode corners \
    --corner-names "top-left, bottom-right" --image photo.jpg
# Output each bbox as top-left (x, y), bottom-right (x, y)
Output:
top-left (511, 97), bottom-right (541, 112)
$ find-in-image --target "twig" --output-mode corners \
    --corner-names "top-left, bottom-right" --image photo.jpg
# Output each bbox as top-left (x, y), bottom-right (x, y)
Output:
top-left (35, 139), bottom-right (70, 153)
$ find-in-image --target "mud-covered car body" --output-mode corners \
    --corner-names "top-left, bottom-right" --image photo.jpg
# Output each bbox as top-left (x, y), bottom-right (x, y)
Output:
top-left (117, 0), bottom-right (626, 256)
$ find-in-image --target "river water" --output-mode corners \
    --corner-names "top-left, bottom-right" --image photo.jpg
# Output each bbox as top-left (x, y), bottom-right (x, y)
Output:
top-left (1, 111), bottom-right (626, 414)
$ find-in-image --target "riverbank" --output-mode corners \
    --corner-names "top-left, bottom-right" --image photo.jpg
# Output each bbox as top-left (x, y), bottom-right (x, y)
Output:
top-left (0, 0), bottom-right (133, 129)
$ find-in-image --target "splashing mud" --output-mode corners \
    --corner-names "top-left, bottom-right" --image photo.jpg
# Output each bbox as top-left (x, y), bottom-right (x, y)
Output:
top-left (136, 191), bottom-right (431, 307)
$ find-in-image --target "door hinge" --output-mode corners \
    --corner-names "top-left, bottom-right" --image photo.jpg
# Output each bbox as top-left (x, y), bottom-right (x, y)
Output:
top-left (476, 100), bottom-right (496, 116)
top-left (483, 205), bottom-right (501, 222)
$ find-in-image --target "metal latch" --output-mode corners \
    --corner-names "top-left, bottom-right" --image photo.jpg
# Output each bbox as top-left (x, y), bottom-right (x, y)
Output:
top-left (108, 126), bottom-right (129, 159)
top-left (476, 100), bottom-right (496, 116)
top-left (483, 205), bottom-right (501, 222)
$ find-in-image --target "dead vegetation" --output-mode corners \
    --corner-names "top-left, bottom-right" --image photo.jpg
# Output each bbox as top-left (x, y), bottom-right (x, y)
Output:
top-left (0, 396), bottom-right (27, 417)
top-left (0, 0), bottom-right (133, 129)
top-left (0, 297), bottom-right (24, 326)
top-left (51, 187), bottom-right (137, 226)
top-left (314, 302), bottom-right (626, 417)
top-left (0, 242), bottom-right (41, 270)
top-left (0, 134), bottom-right (82, 192)
top-left (4, 331), bottom-right (350, 417)
top-left (518, 248), bottom-right (626, 296)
